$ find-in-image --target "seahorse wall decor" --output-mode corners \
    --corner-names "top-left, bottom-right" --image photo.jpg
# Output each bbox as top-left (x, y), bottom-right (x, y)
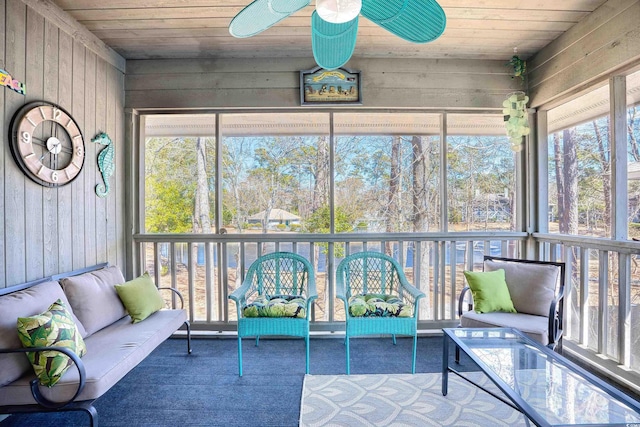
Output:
top-left (92, 132), bottom-right (114, 198)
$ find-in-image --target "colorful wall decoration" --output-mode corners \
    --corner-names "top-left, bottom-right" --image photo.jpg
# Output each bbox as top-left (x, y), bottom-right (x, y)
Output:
top-left (0, 69), bottom-right (26, 95)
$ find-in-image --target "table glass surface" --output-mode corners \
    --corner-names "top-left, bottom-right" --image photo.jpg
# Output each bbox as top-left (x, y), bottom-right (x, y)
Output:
top-left (448, 328), bottom-right (640, 426)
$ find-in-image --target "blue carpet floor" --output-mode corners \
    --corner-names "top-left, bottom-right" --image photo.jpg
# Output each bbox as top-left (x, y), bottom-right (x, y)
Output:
top-left (3, 336), bottom-right (638, 426)
top-left (1, 335), bottom-right (471, 427)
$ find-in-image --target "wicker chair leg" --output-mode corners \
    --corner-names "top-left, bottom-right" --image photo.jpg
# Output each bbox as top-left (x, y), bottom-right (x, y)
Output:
top-left (237, 336), bottom-right (243, 377)
top-left (345, 336), bottom-right (351, 375)
top-left (305, 335), bottom-right (310, 374)
top-left (392, 334), bottom-right (397, 345)
top-left (255, 336), bottom-right (260, 346)
top-left (238, 335), bottom-right (242, 376)
top-left (411, 334), bottom-right (417, 374)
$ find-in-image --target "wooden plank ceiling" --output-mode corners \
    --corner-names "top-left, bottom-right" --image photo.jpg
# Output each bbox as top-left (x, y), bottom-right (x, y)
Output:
top-left (51, 0), bottom-right (608, 61)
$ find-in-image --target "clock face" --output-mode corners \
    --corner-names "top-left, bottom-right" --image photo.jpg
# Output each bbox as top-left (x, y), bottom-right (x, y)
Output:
top-left (9, 102), bottom-right (85, 187)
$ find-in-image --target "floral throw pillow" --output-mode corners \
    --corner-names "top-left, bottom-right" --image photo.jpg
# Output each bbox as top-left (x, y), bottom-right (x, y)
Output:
top-left (348, 293), bottom-right (413, 317)
top-left (17, 299), bottom-right (87, 387)
top-left (243, 295), bottom-right (307, 318)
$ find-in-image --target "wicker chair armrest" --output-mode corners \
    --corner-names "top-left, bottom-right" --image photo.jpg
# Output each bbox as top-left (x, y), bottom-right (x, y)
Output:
top-left (334, 272), bottom-right (350, 316)
top-left (306, 275), bottom-right (318, 302)
top-left (157, 287), bottom-right (185, 309)
top-left (458, 286), bottom-right (472, 317)
top-left (335, 267), bottom-right (347, 297)
top-left (228, 280), bottom-right (253, 305)
top-left (305, 279), bottom-right (318, 314)
top-left (398, 281), bottom-right (425, 301)
top-left (0, 346), bottom-right (86, 409)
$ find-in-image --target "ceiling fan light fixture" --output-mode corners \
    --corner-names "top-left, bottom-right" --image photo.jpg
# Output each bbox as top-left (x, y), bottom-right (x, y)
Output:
top-left (316, 0), bottom-right (362, 24)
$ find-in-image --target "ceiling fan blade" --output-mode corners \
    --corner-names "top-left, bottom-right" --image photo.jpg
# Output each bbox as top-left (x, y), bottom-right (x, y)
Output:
top-left (229, 0), bottom-right (310, 38)
top-left (361, 0), bottom-right (446, 43)
top-left (311, 12), bottom-right (359, 71)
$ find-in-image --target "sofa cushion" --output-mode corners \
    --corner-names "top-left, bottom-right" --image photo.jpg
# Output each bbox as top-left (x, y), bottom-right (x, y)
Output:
top-left (115, 273), bottom-right (165, 323)
top-left (484, 260), bottom-right (559, 317)
top-left (460, 311), bottom-right (549, 346)
top-left (17, 299), bottom-right (87, 387)
top-left (347, 293), bottom-right (413, 317)
top-left (60, 265), bottom-right (128, 336)
top-left (0, 280), bottom-right (86, 387)
top-left (463, 269), bottom-right (516, 314)
top-left (0, 309), bottom-right (187, 405)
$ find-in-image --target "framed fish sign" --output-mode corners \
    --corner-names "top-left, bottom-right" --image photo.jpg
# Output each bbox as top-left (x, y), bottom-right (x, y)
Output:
top-left (300, 67), bottom-right (362, 106)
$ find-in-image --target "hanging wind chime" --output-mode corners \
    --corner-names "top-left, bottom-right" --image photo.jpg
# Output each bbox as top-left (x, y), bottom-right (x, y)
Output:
top-left (503, 91), bottom-right (529, 152)
top-left (503, 48), bottom-right (529, 151)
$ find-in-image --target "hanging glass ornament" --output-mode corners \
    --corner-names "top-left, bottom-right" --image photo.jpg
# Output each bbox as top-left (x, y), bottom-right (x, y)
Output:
top-left (503, 91), bottom-right (530, 152)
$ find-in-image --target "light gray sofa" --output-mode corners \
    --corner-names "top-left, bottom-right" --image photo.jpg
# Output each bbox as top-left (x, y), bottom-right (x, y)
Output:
top-left (0, 263), bottom-right (191, 426)
top-left (458, 256), bottom-right (566, 350)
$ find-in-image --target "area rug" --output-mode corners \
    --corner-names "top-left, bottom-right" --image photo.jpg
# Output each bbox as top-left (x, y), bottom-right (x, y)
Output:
top-left (300, 372), bottom-right (528, 426)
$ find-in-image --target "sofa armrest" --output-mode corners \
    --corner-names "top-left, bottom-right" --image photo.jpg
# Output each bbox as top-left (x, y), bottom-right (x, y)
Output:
top-left (0, 346), bottom-right (86, 409)
top-left (548, 285), bottom-right (565, 350)
top-left (458, 286), bottom-right (472, 317)
top-left (158, 287), bottom-right (185, 309)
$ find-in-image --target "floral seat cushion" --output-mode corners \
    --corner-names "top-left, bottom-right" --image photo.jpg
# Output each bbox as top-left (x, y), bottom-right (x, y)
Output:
top-left (242, 295), bottom-right (307, 318)
top-left (348, 293), bottom-right (413, 317)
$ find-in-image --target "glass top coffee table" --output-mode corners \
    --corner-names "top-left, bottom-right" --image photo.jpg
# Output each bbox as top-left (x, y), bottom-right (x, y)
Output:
top-left (442, 328), bottom-right (640, 427)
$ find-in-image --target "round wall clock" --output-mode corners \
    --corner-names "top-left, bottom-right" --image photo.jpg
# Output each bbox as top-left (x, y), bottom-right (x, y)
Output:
top-left (9, 101), bottom-right (85, 187)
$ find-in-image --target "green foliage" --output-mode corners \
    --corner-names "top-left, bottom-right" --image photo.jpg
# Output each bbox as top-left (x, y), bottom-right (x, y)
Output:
top-left (305, 205), bottom-right (354, 234)
top-left (145, 177), bottom-right (193, 233)
top-left (222, 207), bottom-right (234, 227)
top-left (447, 135), bottom-right (515, 230)
top-left (145, 137), bottom-right (215, 233)
top-left (449, 208), bottom-right (462, 224)
top-left (305, 206), bottom-right (354, 257)
top-left (276, 224), bottom-right (287, 230)
top-left (506, 55), bottom-right (526, 80)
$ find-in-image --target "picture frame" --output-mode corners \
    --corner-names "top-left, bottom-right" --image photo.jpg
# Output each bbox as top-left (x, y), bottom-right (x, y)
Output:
top-left (300, 66), bottom-right (362, 106)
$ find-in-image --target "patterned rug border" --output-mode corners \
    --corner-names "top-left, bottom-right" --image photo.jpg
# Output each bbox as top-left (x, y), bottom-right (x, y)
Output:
top-left (299, 372), bottom-right (527, 427)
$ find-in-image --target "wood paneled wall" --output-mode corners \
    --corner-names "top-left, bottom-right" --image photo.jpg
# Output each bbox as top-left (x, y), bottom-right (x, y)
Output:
top-left (125, 57), bottom-right (523, 110)
top-left (528, 0), bottom-right (640, 108)
top-left (0, 0), bottom-right (126, 287)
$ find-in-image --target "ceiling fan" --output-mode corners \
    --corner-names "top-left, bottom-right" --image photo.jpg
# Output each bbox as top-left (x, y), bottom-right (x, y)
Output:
top-left (229, 0), bottom-right (446, 70)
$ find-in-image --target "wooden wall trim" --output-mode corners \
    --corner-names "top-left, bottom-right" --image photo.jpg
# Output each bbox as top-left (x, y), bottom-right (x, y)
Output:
top-left (528, 0), bottom-right (640, 107)
top-left (20, 0), bottom-right (126, 73)
top-left (125, 57), bottom-right (523, 110)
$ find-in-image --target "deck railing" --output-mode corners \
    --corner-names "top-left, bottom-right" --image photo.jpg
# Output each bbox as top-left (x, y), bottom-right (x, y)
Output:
top-left (533, 233), bottom-right (640, 388)
top-left (133, 231), bottom-right (640, 386)
top-left (133, 231), bottom-right (527, 332)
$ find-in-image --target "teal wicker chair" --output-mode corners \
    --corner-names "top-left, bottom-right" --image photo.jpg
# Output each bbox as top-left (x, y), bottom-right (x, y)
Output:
top-left (228, 252), bottom-right (317, 376)
top-left (336, 251), bottom-right (425, 374)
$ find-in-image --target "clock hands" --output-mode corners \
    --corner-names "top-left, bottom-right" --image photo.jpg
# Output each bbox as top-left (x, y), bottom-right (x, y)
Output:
top-left (38, 135), bottom-right (72, 174)
top-left (39, 140), bottom-right (59, 159)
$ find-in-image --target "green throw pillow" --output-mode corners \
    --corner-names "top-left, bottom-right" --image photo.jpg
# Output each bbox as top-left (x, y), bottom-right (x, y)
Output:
top-left (17, 299), bottom-right (87, 387)
top-left (115, 272), bottom-right (165, 323)
top-left (463, 269), bottom-right (517, 314)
